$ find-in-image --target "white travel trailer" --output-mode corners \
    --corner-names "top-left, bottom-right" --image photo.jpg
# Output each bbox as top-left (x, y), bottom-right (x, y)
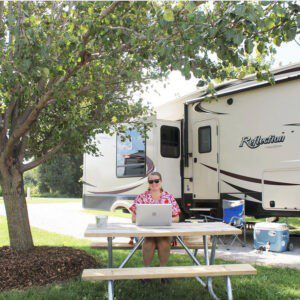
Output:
top-left (83, 63), bottom-right (300, 219)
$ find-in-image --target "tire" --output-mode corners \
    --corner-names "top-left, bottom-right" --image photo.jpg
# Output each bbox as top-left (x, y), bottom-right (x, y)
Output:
top-left (287, 242), bottom-right (294, 251)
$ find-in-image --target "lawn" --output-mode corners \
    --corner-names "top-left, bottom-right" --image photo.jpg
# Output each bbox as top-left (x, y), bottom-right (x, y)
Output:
top-left (245, 217), bottom-right (300, 234)
top-left (81, 208), bottom-right (131, 219)
top-left (1, 216), bottom-right (300, 300)
top-left (0, 197), bottom-right (81, 204)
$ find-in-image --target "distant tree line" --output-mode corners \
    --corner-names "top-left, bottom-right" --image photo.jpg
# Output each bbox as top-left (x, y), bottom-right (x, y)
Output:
top-left (22, 154), bottom-right (83, 198)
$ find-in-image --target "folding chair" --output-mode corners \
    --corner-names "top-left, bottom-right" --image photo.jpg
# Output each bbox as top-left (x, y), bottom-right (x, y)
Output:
top-left (222, 199), bottom-right (246, 247)
top-left (201, 199), bottom-right (246, 247)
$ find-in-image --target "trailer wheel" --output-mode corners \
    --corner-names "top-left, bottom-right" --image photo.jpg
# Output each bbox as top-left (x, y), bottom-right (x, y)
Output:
top-left (287, 242), bottom-right (294, 251)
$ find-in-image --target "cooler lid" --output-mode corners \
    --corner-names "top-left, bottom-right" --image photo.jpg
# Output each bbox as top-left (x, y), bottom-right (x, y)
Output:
top-left (254, 222), bottom-right (288, 231)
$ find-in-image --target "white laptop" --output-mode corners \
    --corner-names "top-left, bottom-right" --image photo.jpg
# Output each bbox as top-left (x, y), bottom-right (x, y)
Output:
top-left (136, 204), bottom-right (172, 226)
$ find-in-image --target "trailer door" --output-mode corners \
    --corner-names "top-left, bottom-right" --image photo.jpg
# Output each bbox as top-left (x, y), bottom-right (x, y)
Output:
top-left (192, 119), bottom-right (219, 199)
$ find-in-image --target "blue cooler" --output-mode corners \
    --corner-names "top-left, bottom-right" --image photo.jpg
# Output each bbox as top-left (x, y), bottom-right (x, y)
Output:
top-left (253, 222), bottom-right (289, 252)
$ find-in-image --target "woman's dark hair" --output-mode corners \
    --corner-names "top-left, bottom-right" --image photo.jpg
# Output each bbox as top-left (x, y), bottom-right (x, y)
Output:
top-left (148, 171), bottom-right (163, 192)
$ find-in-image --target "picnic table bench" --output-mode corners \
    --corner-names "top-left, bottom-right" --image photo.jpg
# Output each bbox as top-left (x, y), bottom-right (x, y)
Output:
top-left (83, 222), bottom-right (257, 300)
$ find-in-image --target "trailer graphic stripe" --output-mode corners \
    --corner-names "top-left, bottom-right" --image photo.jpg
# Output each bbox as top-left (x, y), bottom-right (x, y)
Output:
top-left (88, 183), bottom-right (144, 195)
top-left (222, 181), bottom-right (262, 202)
top-left (87, 156), bottom-right (155, 194)
top-left (82, 181), bottom-right (96, 187)
top-left (200, 163), bottom-right (300, 186)
top-left (194, 102), bottom-right (227, 115)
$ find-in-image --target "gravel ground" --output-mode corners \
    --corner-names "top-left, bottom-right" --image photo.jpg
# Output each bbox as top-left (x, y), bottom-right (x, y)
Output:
top-left (1, 203), bottom-right (299, 268)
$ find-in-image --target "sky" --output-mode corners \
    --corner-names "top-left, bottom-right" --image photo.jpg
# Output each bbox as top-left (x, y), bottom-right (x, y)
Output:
top-left (141, 40), bottom-right (300, 108)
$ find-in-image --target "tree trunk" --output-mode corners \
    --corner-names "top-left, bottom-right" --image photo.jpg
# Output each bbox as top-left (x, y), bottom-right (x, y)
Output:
top-left (1, 161), bottom-right (34, 251)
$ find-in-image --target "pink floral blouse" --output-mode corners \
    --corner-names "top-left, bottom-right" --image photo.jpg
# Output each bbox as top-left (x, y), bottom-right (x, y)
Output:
top-left (129, 190), bottom-right (181, 217)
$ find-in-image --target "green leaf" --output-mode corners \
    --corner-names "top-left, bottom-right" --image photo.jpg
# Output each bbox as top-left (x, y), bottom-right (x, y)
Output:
top-left (197, 80), bottom-right (206, 87)
top-left (285, 28), bottom-right (297, 42)
top-left (233, 32), bottom-right (244, 45)
top-left (245, 39), bottom-right (254, 54)
top-left (273, 36), bottom-right (281, 47)
top-left (88, 7), bottom-right (94, 15)
top-left (265, 19), bottom-right (275, 30)
top-left (235, 4), bottom-right (246, 17)
top-left (297, 15), bottom-right (300, 27)
top-left (257, 42), bottom-right (265, 54)
top-left (163, 9), bottom-right (174, 22)
top-left (186, 2), bottom-right (196, 12)
top-left (193, 69), bottom-right (203, 78)
top-left (42, 68), bottom-right (50, 78)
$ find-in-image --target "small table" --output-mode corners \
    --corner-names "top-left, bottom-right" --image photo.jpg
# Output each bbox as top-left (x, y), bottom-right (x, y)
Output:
top-left (85, 222), bottom-right (241, 300)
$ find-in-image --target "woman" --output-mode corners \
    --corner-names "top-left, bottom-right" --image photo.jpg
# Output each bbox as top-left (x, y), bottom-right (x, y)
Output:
top-left (129, 172), bottom-right (181, 282)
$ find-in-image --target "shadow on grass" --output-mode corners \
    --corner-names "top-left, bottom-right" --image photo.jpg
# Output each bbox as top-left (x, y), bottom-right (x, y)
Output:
top-left (1, 271), bottom-right (299, 300)
top-left (1, 248), bottom-right (300, 300)
top-left (1, 212), bottom-right (300, 299)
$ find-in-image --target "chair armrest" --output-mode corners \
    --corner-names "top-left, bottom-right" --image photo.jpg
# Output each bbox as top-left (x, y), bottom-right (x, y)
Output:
top-left (229, 216), bottom-right (245, 225)
top-left (198, 215), bottom-right (223, 222)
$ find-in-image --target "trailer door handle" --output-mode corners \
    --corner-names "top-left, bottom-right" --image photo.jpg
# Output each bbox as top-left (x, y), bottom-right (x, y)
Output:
top-left (194, 158), bottom-right (197, 163)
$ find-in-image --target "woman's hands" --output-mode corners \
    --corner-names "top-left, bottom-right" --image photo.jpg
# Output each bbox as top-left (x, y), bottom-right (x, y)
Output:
top-left (172, 215), bottom-right (179, 223)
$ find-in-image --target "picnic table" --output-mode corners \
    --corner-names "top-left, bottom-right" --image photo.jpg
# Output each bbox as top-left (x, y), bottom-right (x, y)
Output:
top-left (83, 222), bottom-right (256, 300)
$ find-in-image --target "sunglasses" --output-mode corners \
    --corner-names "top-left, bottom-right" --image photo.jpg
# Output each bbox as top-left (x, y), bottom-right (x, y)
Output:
top-left (148, 179), bottom-right (160, 184)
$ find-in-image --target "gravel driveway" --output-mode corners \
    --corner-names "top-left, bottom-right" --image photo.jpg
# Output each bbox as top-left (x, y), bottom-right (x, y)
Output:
top-left (1, 202), bottom-right (299, 268)
top-left (0, 202), bottom-right (130, 241)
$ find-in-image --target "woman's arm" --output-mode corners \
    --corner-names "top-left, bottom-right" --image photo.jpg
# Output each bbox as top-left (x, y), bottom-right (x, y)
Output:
top-left (172, 215), bottom-right (179, 223)
top-left (131, 213), bottom-right (136, 223)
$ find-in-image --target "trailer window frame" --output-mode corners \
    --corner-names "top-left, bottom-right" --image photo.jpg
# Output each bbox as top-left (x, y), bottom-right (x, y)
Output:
top-left (116, 128), bottom-right (146, 178)
top-left (198, 126), bottom-right (211, 153)
top-left (160, 125), bottom-right (180, 158)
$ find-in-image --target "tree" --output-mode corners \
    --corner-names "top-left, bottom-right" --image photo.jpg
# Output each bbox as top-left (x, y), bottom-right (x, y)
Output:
top-left (0, 1), bottom-right (298, 250)
top-left (38, 154), bottom-right (82, 197)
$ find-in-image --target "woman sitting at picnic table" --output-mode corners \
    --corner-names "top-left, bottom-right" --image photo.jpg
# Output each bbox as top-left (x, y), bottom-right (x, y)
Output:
top-left (129, 171), bottom-right (181, 281)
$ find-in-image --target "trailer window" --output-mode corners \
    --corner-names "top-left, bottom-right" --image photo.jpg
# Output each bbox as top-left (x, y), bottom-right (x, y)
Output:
top-left (116, 129), bottom-right (146, 177)
top-left (161, 125), bottom-right (180, 158)
top-left (198, 126), bottom-right (211, 153)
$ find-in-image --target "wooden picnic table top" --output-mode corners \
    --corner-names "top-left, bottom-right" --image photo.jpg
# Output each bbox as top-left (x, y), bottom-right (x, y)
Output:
top-left (84, 222), bottom-right (241, 238)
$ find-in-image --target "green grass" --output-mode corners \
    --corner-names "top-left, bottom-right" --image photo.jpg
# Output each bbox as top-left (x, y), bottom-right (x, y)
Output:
top-left (0, 197), bottom-right (81, 204)
top-left (1, 215), bottom-right (300, 300)
top-left (81, 208), bottom-right (131, 219)
top-left (245, 217), bottom-right (300, 227)
top-left (245, 217), bottom-right (300, 234)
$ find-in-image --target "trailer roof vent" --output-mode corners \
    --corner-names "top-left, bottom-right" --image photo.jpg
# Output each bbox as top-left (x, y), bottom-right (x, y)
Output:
top-left (227, 98), bottom-right (233, 105)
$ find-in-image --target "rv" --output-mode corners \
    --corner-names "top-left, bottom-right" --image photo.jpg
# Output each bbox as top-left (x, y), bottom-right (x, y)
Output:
top-left (83, 63), bottom-right (300, 219)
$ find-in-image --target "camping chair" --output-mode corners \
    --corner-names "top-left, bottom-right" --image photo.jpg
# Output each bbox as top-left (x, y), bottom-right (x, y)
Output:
top-left (202, 199), bottom-right (246, 247)
top-left (222, 199), bottom-right (246, 247)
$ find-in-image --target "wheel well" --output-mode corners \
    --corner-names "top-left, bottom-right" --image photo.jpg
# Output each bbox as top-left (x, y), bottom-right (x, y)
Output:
top-left (113, 206), bottom-right (130, 214)
top-left (110, 200), bottom-right (132, 214)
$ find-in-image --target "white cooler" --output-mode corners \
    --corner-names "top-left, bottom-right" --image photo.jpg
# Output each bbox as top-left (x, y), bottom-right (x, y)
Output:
top-left (253, 222), bottom-right (290, 252)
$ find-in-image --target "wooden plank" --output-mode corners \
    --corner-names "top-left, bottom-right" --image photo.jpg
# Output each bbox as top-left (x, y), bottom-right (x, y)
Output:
top-left (90, 241), bottom-right (212, 250)
top-left (84, 222), bottom-right (241, 238)
top-left (82, 264), bottom-right (257, 281)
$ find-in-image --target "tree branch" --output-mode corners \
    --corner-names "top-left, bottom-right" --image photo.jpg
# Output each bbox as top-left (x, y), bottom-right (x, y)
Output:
top-left (5, 4), bottom-right (123, 148)
top-left (3, 100), bottom-right (17, 134)
top-left (97, 25), bottom-right (147, 40)
top-left (3, 2), bottom-right (127, 159)
top-left (21, 141), bottom-right (65, 172)
top-left (4, 52), bottom-right (96, 159)
top-left (82, 1), bottom-right (122, 44)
